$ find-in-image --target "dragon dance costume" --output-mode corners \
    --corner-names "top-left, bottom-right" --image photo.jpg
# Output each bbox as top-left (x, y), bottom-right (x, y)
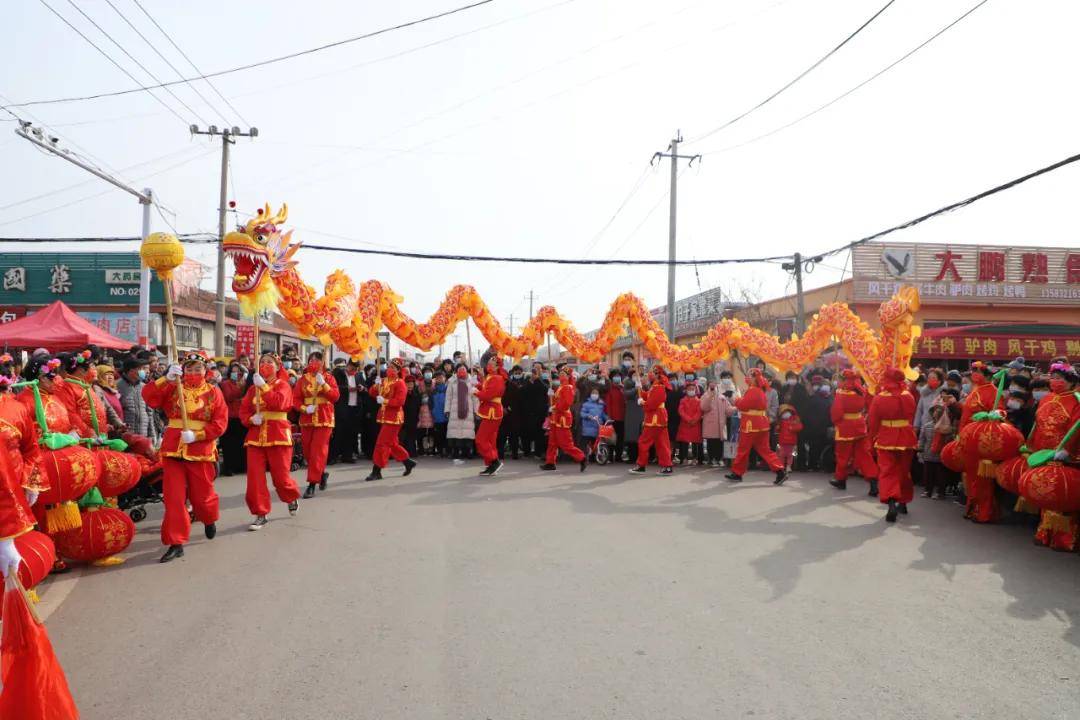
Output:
top-left (869, 368), bottom-right (918, 522)
top-left (543, 370), bottom-right (586, 471)
top-left (830, 368), bottom-right (878, 492)
top-left (475, 356), bottom-right (507, 476)
top-left (241, 356), bottom-right (300, 526)
top-left (293, 353), bottom-right (339, 498)
top-left (728, 369), bottom-right (785, 483)
top-left (365, 359), bottom-right (416, 482)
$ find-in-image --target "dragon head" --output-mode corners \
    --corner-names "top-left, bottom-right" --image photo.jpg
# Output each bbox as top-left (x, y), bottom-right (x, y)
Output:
top-left (224, 203), bottom-right (299, 317)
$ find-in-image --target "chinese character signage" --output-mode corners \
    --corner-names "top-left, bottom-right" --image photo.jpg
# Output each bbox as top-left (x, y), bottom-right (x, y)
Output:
top-left (912, 333), bottom-right (1079, 361)
top-left (853, 242), bottom-right (1080, 306)
top-left (235, 324), bottom-right (255, 358)
top-left (22, 310), bottom-right (160, 343)
top-left (0, 307), bottom-right (27, 324)
top-left (0, 253), bottom-right (163, 305)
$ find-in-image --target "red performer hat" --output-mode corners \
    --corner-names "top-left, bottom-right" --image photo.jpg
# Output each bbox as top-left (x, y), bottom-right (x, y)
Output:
top-left (748, 367), bottom-right (769, 390)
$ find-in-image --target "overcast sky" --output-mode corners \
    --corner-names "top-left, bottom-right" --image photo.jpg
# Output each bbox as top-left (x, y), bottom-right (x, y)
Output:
top-left (2, 0), bottom-right (1078, 356)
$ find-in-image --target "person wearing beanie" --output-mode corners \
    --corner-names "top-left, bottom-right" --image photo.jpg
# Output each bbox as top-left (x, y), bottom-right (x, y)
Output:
top-left (365, 358), bottom-right (416, 482)
top-left (726, 368), bottom-right (787, 484)
top-left (292, 351), bottom-right (340, 498)
top-left (92, 363), bottom-right (126, 433)
top-left (241, 353), bottom-right (301, 531)
top-left (142, 352), bottom-right (228, 563)
top-left (869, 368), bottom-right (918, 522)
top-left (829, 369), bottom-right (879, 495)
top-left (628, 366), bottom-right (673, 475)
top-left (474, 355), bottom-right (508, 476)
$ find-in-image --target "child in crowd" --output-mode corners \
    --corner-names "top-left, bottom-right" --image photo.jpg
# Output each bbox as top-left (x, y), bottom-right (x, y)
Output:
top-left (932, 388), bottom-right (962, 499)
top-left (919, 405), bottom-right (944, 498)
top-left (776, 404), bottom-right (803, 472)
top-left (579, 389), bottom-right (608, 461)
top-left (676, 382), bottom-right (704, 465)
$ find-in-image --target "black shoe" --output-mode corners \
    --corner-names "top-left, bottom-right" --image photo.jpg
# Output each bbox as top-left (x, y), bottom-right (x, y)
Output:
top-left (725, 473), bottom-right (743, 483)
top-left (480, 460), bottom-right (503, 477)
top-left (288, 500), bottom-right (299, 516)
top-left (204, 523), bottom-right (216, 540)
top-left (364, 465), bottom-right (383, 482)
top-left (159, 545), bottom-right (184, 563)
top-left (829, 479), bottom-right (846, 490)
top-left (320, 471), bottom-right (329, 491)
top-left (921, 490), bottom-right (933, 499)
top-left (899, 503), bottom-right (908, 515)
top-left (580, 459), bottom-right (588, 473)
top-left (886, 499), bottom-right (898, 523)
top-left (774, 469), bottom-right (788, 485)
top-left (303, 484), bottom-right (317, 499)
top-left (402, 458), bottom-right (417, 476)
top-left (628, 465), bottom-right (646, 474)
top-left (658, 467), bottom-right (673, 476)
top-left (868, 480), bottom-right (879, 497)
top-left (539, 463), bottom-right (557, 471)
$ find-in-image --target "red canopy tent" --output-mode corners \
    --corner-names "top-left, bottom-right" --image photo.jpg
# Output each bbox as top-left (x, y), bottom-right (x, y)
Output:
top-left (0, 301), bottom-right (131, 351)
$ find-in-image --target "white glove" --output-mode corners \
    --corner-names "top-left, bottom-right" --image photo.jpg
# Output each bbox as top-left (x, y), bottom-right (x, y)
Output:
top-left (166, 364), bottom-right (182, 381)
top-left (547, 389), bottom-right (555, 397)
top-left (180, 430), bottom-right (196, 444)
top-left (376, 395), bottom-right (385, 405)
top-left (305, 404), bottom-right (316, 414)
top-left (637, 398), bottom-right (645, 406)
top-left (252, 373), bottom-right (266, 387)
top-left (315, 373), bottom-right (326, 386)
top-left (69, 430), bottom-right (81, 440)
top-left (25, 490), bottom-right (38, 507)
top-left (250, 414), bottom-right (263, 426)
top-left (0, 538), bottom-right (22, 579)
top-left (634, 379), bottom-right (642, 388)
top-left (1055, 449), bottom-right (1070, 462)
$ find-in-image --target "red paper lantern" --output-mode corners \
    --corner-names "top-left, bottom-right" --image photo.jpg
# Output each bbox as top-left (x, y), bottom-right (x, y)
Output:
top-left (940, 439), bottom-right (966, 473)
top-left (996, 455), bottom-right (1028, 494)
top-left (95, 450), bottom-right (142, 497)
top-left (1019, 463), bottom-right (1080, 513)
top-left (14, 530), bottom-right (55, 590)
top-left (52, 507), bottom-right (135, 563)
top-left (36, 446), bottom-right (100, 505)
top-left (959, 420), bottom-right (1024, 463)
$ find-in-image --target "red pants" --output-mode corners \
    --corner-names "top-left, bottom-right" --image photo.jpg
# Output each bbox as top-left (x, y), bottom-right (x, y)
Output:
top-left (245, 445), bottom-right (300, 516)
top-left (834, 436), bottom-right (878, 481)
top-left (301, 426), bottom-right (332, 485)
top-left (962, 458), bottom-right (999, 522)
top-left (731, 430), bottom-right (782, 476)
top-left (373, 423), bottom-right (409, 468)
top-left (636, 425), bottom-right (672, 468)
top-left (161, 458), bottom-right (219, 546)
top-left (476, 417), bottom-right (503, 464)
top-left (546, 426), bottom-right (585, 465)
top-left (877, 449), bottom-right (914, 504)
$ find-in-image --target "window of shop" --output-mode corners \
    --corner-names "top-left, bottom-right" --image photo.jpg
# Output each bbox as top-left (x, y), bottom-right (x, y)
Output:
top-left (176, 323), bottom-right (202, 347)
top-left (224, 333), bottom-right (236, 356)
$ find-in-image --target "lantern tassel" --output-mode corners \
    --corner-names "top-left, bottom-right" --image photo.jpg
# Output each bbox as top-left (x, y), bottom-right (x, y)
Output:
top-left (90, 555), bottom-right (126, 568)
top-left (977, 458), bottom-right (997, 479)
top-left (27, 589), bottom-right (40, 604)
top-left (1014, 497), bottom-right (1041, 515)
top-left (45, 502), bottom-right (82, 534)
top-left (1037, 510), bottom-right (1075, 536)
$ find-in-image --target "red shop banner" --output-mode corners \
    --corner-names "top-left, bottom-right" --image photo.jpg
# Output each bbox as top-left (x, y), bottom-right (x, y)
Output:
top-left (235, 324), bottom-right (255, 358)
top-left (913, 334), bottom-right (1080, 361)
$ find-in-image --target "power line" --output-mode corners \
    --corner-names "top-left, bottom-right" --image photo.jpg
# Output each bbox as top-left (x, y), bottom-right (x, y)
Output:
top-left (8, 0), bottom-right (498, 110)
top-left (34, 0), bottom-right (190, 126)
top-left (128, 0), bottom-right (250, 126)
top-left (101, 0), bottom-right (231, 123)
top-left (702, 0), bottom-right (991, 156)
top-left (686, 0), bottom-right (898, 145)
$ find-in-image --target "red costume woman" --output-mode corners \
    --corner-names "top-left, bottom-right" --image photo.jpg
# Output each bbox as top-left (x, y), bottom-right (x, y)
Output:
top-left (0, 359), bottom-right (43, 553)
top-left (142, 354), bottom-right (228, 563)
top-left (868, 367), bottom-right (917, 522)
top-left (958, 361), bottom-right (1005, 522)
top-left (1028, 362), bottom-right (1080, 550)
top-left (53, 350), bottom-right (108, 439)
top-left (292, 351), bottom-right (340, 499)
top-left (830, 368), bottom-right (878, 493)
top-left (475, 356), bottom-right (507, 476)
top-left (630, 366), bottom-right (673, 475)
top-left (726, 368), bottom-right (786, 484)
top-left (541, 369), bottom-right (587, 472)
top-left (242, 354), bottom-right (300, 530)
top-left (364, 359), bottom-right (416, 482)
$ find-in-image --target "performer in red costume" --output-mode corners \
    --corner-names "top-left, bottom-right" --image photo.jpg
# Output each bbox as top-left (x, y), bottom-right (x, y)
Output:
top-left (241, 353), bottom-right (300, 530)
top-left (53, 350), bottom-right (108, 439)
top-left (142, 353), bottom-right (228, 563)
top-left (959, 361), bottom-right (1005, 522)
top-left (364, 358), bottom-right (417, 482)
top-left (475, 355), bottom-right (508, 476)
top-left (1028, 362), bottom-right (1080, 550)
top-left (0, 356), bottom-right (45, 523)
top-left (629, 366), bottom-right (674, 476)
top-left (540, 368), bottom-right (587, 472)
top-left (868, 367), bottom-right (918, 522)
top-left (292, 350), bottom-right (340, 498)
top-left (829, 368), bottom-right (879, 495)
top-left (726, 368), bottom-right (787, 484)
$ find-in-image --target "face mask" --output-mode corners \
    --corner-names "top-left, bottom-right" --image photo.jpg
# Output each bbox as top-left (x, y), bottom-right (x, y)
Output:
top-left (456, 370), bottom-right (467, 379)
top-left (590, 392), bottom-right (600, 401)
top-left (380, 363), bottom-right (388, 372)
top-left (137, 369), bottom-right (148, 381)
top-left (288, 376), bottom-right (298, 386)
top-left (229, 371), bottom-right (239, 381)
top-left (622, 361), bottom-right (631, 368)
top-left (781, 412), bottom-right (791, 419)
top-left (819, 386), bottom-right (831, 396)
top-left (1050, 379), bottom-right (1068, 394)
top-left (785, 379), bottom-right (796, 386)
top-left (1033, 390), bottom-right (1049, 401)
top-left (686, 390), bottom-right (696, 397)
top-left (424, 372), bottom-right (433, 380)
top-left (685, 375), bottom-right (695, 382)
top-left (552, 379), bottom-right (561, 388)
top-left (1006, 399), bottom-right (1021, 410)
top-left (927, 378), bottom-right (940, 389)
top-left (183, 373), bottom-right (204, 388)
top-left (962, 383), bottom-right (972, 394)
top-left (511, 373), bottom-right (522, 380)
top-left (1008, 385), bottom-right (1022, 394)
top-left (811, 385), bottom-right (821, 392)
top-left (971, 373), bottom-right (985, 385)
top-left (259, 363), bottom-right (276, 379)
top-left (283, 361), bottom-right (293, 370)
top-left (611, 375), bottom-right (621, 384)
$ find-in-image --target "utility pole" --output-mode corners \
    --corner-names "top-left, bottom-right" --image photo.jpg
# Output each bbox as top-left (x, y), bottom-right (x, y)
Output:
top-left (652, 131), bottom-right (700, 344)
top-left (526, 290), bottom-right (535, 320)
top-left (14, 123), bottom-right (155, 345)
top-left (507, 314), bottom-right (514, 335)
top-left (782, 252), bottom-right (822, 336)
top-left (190, 124), bottom-right (258, 357)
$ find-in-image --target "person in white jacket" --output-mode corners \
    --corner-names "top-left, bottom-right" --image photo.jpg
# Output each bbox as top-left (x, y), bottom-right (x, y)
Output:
top-left (444, 365), bottom-right (479, 459)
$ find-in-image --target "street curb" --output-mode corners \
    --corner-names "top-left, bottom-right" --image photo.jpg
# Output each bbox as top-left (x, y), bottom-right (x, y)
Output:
top-left (35, 564), bottom-right (84, 623)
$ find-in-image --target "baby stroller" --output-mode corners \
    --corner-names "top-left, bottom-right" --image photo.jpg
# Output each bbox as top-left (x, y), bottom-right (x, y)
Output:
top-left (116, 433), bottom-right (164, 523)
top-left (290, 422), bottom-right (307, 472)
top-left (591, 421), bottom-right (617, 465)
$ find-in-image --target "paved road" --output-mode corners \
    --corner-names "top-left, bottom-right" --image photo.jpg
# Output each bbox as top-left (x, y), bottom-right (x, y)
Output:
top-left (47, 459), bottom-right (1080, 720)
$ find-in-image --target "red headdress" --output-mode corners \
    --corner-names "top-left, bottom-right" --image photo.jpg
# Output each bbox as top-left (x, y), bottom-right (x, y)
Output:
top-left (841, 368), bottom-right (862, 391)
top-left (748, 368), bottom-right (769, 391)
top-left (881, 367), bottom-right (905, 392)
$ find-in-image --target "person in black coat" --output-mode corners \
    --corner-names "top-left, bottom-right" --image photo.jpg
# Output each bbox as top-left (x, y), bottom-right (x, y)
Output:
top-left (400, 374), bottom-right (422, 456)
top-left (802, 374), bottom-right (833, 471)
top-left (665, 372), bottom-right (683, 449)
top-left (360, 363), bottom-right (380, 460)
top-left (521, 362), bottom-right (551, 458)
top-left (780, 370), bottom-right (811, 471)
top-left (499, 365), bottom-right (527, 459)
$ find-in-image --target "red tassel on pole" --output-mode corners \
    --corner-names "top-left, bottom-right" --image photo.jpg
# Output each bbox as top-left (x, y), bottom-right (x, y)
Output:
top-left (0, 575), bottom-right (80, 720)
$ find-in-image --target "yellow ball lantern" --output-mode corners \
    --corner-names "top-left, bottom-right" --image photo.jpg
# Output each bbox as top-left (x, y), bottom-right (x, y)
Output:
top-left (140, 231), bottom-right (185, 280)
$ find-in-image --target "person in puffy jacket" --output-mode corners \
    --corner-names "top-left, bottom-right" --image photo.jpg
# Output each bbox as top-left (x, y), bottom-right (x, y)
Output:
top-left (578, 390), bottom-right (608, 460)
top-left (431, 371), bottom-right (449, 457)
top-left (776, 404), bottom-right (803, 472)
top-left (675, 383), bottom-right (703, 465)
top-left (700, 381), bottom-right (733, 466)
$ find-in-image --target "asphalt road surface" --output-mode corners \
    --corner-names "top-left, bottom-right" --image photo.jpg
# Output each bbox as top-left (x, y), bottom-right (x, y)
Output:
top-left (45, 459), bottom-right (1080, 720)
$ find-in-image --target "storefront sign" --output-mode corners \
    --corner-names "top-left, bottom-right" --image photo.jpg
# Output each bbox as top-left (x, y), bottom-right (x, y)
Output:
top-left (912, 334), bottom-right (1080, 361)
top-left (853, 242), bottom-right (1080, 305)
top-left (235, 324), bottom-right (255, 358)
top-left (0, 253), bottom-right (164, 305)
top-left (30, 311), bottom-right (161, 344)
top-left (0, 307), bottom-right (27, 324)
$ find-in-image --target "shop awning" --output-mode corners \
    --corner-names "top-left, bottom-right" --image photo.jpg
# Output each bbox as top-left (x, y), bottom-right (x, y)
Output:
top-left (913, 323), bottom-right (1080, 361)
top-left (0, 301), bottom-right (132, 351)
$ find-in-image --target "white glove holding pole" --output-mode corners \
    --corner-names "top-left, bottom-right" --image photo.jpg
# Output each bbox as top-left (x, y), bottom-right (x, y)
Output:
top-left (1055, 449), bottom-right (1070, 462)
top-left (637, 398), bottom-right (645, 406)
top-left (0, 538), bottom-right (22, 579)
top-left (166, 364), bottom-right (182, 381)
top-left (376, 395), bottom-right (385, 405)
top-left (252, 373), bottom-right (266, 387)
top-left (315, 373), bottom-right (326, 386)
top-left (25, 490), bottom-right (38, 507)
top-left (250, 414), bottom-right (263, 426)
top-left (305, 405), bottom-right (316, 414)
top-left (180, 430), bottom-right (196, 444)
